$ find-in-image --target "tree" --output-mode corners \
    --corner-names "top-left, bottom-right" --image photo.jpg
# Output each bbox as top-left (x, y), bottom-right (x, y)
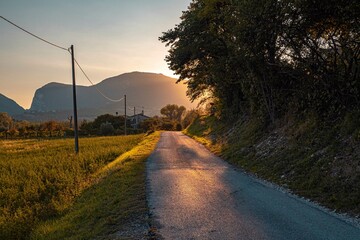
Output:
top-left (160, 104), bottom-right (186, 122)
top-left (93, 114), bottom-right (126, 130)
top-left (277, 0), bottom-right (360, 116)
top-left (80, 120), bottom-right (95, 135)
top-left (181, 109), bottom-right (199, 129)
top-left (0, 112), bottom-right (12, 132)
top-left (16, 121), bottom-right (30, 137)
top-left (160, 0), bottom-right (360, 122)
top-left (160, 0), bottom-right (250, 119)
top-left (7, 128), bottom-right (18, 138)
top-left (160, 119), bottom-right (177, 131)
top-left (100, 122), bottom-right (115, 136)
top-left (41, 121), bottom-right (58, 137)
top-left (139, 116), bottom-right (162, 131)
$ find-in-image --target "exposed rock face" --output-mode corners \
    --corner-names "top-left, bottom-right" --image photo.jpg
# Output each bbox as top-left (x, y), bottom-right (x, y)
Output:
top-left (0, 93), bottom-right (25, 116)
top-left (29, 72), bottom-right (194, 118)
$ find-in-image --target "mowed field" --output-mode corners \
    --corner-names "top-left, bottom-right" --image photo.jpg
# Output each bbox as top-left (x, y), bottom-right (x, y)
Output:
top-left (0, 134), bottom-right (159, 239)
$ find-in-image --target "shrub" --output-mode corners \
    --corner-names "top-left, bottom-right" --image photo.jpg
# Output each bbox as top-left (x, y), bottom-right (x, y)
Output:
top-left (100, 122), bottom-right (114, 136)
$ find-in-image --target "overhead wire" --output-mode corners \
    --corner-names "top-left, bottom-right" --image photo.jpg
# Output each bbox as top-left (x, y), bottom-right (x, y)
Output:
top-left (1, 15), bottom-right (124, 103)
top-left (0, 16), bottom-right (68, 51)
top-left (127, 103), bottom-right (162, 112)
top-left (71, 55), bottom-right (125, 102)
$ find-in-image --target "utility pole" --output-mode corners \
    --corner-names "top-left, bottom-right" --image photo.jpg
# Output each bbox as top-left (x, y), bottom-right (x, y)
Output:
top-left (134, 106), bottom-right (136, 116)
top-left (70, 45), bottom-right (79, 153)
top-left (124, 94), bottom-right (127, 136)
top-left (68, 116), bottom-right (73, 128)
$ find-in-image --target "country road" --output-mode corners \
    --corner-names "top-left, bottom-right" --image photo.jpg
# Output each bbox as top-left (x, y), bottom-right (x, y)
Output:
top-left (146, 132), bottom-right (360, 240)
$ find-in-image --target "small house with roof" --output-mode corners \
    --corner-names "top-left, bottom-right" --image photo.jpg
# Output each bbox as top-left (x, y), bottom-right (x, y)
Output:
top-left (128, 111), bottom-right (150, 129)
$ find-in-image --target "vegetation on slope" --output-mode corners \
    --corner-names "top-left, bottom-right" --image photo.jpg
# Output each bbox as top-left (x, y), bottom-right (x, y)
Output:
top-left (0, 134), bottom-right (146, 239)
top-left (164, 0), bottom-right (359, 218)
top-left (185, 114), bottom-right (360, 217)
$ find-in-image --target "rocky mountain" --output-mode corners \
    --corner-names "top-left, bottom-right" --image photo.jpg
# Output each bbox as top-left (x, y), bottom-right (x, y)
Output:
top-left (28, 72), bottom-right (196, 119)
top-left (0, 93), bottom-right (25, 116)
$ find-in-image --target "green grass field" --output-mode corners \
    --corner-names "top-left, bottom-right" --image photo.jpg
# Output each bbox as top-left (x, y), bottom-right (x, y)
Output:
top-left (0, 134), bottom-right (155, 239)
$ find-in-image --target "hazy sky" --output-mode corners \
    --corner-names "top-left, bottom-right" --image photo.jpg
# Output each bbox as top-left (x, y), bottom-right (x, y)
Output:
top-left (0, 0), bottom-right (191, 109)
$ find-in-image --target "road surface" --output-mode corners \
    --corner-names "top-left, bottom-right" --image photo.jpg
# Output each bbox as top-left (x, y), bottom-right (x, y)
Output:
top-left (146, 132), bottom-right (360, 240)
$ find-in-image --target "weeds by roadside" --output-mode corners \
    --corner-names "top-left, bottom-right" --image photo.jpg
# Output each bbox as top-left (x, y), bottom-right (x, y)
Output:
top-left (31, 132), bottom-right (161, 240)
top-left (0, 135), bottom-right (144, 239)
top-left (184, 114), bottom-right (360, 218)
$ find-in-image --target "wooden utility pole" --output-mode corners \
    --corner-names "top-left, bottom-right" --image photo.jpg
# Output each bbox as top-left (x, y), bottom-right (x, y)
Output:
top-left (134, 106), bottom-right (136, 116)
top-left (68, 116), bottom-right (73, 128)
top-left (124, 94), bottom-right (127, 136)
top-left (70, 45), bottom-right (79, 153)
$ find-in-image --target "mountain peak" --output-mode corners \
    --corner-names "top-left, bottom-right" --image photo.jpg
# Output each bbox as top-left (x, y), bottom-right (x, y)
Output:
top-left (42, 82), bottom-right (69, 89)
top-left (28, 72), bottom-right (194, 120)
top-left (0, 93), bottom-right (25, 116)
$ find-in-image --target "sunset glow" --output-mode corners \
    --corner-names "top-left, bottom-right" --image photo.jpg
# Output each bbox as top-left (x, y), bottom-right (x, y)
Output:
top-left (0, 0), bottom-right (190, 109)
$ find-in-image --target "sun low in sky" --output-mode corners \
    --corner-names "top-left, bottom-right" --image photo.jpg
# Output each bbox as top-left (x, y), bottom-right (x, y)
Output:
top-left (0, 0), bottom-right (191, 109)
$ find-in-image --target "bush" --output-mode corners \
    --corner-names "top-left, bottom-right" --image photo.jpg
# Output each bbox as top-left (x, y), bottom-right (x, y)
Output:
top-left (100, 122), bottom-right (114, 136)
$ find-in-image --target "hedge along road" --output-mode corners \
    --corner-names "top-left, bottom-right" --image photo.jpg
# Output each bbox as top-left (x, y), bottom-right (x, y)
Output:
top-left (146, 132), bottom-right (360, 240)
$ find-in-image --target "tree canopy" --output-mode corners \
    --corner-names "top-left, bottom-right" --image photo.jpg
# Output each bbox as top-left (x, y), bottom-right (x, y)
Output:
top-left (160, 104), bottom-right (186, 122)
top-left (160, 0), bottom-right (360, 122)
top-left (0, 112), bottom-right (12, 132)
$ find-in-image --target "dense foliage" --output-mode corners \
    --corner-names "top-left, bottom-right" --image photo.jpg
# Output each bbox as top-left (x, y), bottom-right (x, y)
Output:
top-left (0, 113), bottom-right (135, 139)
top-left (160, 104), bottom-right (186, 122)
top-left (140, 105), bottom-right (199, 131)
top-left (160, 0), bottom-right (359, 122)
top-left (0, 104), bottom-right (198, 139)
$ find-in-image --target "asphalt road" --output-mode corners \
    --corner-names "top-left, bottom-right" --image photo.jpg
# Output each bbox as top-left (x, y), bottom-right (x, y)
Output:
top-left (146, 132), bottom-right (360, 240)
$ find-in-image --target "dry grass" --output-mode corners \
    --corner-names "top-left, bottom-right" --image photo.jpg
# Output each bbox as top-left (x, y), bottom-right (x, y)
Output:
top-left (0, 135), bottom-right (145, 239)
top-left (32, 132), bottom-right (161, 240)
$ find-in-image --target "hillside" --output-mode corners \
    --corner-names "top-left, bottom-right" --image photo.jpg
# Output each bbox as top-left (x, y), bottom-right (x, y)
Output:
top-left (0, 93), bottom-right (25, 116)
top-left (185, 114), bottom-right (360, 218)
top-left (28, 72), bottom-right (195, 120)
top-left (162, 0), bottom-right (359, 218)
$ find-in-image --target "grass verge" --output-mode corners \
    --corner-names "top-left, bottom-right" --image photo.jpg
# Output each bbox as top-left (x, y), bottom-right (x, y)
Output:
top-left (0, 134), bottom-right (152, 239)
top-left (31, 131), bottom-right (161, 240)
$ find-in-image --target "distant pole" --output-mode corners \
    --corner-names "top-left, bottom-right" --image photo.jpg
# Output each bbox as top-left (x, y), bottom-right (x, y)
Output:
top-left (70, 45), bottom-right (79, 153)
top-left (134, 106), bottom-right (136, 116)
top-left (124, 94), bottom-right (127, 136)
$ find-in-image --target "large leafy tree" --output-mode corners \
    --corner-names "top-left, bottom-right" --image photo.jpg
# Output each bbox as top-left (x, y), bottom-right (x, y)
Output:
top-left (160, 104), bottom-right (186, 122)
top-left (161, 0), bottom-right (360, 122)
top-left (280, 0), bottom-right (360, 115)
top-left (160, 1), bottom-right (243, 115)
top-left (92, 114), bottom-right (126, 129)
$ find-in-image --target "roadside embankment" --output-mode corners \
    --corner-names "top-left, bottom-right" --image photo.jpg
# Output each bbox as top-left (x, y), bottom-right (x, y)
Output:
top-left (184, 114), bottom-right (360, 218)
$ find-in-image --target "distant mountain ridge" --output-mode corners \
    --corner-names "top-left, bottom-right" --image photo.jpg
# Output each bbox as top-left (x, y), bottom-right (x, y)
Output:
top-left (0, 93), bottom-right (25, 116)
top-left (28, 72), bottom-right (195, 120)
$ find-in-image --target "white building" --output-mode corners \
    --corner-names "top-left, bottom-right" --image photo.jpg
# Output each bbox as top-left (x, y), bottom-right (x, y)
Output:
top-left (128, 111), bottom-right (150, 129)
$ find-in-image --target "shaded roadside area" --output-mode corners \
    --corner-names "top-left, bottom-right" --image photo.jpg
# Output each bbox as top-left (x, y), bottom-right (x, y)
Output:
top-left (147, 131), bottom-right (360, 240)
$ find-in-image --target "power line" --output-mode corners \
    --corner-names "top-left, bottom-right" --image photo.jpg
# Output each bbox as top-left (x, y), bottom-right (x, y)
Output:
top-left (72, 56), bottom-right (125, 103)
top-left (0, 16), bottom-right (68, 51)
top-left (1, 15), bottom-right (124, 103)
top-left (128, 104), bottom-right (162, 112)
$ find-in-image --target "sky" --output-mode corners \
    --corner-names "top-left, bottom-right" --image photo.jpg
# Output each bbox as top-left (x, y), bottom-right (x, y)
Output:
top-left (0, 0), bottom-right (191, 109)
